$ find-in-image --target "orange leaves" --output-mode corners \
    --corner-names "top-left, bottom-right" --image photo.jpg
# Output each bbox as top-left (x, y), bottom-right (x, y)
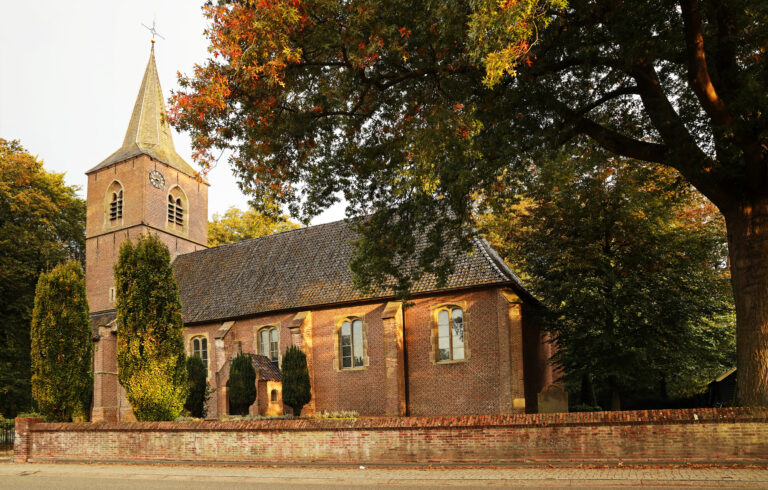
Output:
top-left (398, 26), bottom-right (411, 39)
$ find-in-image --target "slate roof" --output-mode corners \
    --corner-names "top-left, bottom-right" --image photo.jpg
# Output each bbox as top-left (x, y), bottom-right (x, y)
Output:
top-left (252, 355), bottom-right (282, 381)
top-left (173, 219), bottom-right (529, 324)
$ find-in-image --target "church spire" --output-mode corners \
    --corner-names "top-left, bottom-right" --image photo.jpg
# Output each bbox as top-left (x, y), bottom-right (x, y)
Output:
top-left (88, 44), bottom-right (197, 177)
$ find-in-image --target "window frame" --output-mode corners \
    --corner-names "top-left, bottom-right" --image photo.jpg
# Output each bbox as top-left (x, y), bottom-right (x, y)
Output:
top-left (256, 325), bottom-right (280, 363)
top-left (104, 180), bottom-right (124, 229)
top-left (431, 303), bottom-right (469, 364)
top-left (334, 315), bottom-right (368, 371)
top-left (189, 334), bottom-right (210, 375)
top-left (166, 185), bottom-right (188, 234)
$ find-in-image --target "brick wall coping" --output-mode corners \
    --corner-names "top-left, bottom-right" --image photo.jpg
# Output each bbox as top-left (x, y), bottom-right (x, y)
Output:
top-left (26, 407), bottom-right (768, 433)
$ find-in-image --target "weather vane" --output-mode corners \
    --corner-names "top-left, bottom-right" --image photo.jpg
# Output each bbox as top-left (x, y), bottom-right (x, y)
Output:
top-left (141, 19), bottom-right (166, 43)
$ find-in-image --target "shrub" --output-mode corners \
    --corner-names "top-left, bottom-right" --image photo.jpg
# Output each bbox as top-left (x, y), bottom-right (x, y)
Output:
top-left (30, 261), bottom-right (92, 422)
top-left (185, 355), bottom-right (211, 418)
top-left (228, 353), bottom-right (256, 415)
top-left (115, 235), bottom-right (187, 421)
top-left (281, 345), bottom-right (311, 416)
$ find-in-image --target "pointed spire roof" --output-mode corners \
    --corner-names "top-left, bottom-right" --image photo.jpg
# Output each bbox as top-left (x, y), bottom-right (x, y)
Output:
top-left (88, 44), bottom-right (198, 177)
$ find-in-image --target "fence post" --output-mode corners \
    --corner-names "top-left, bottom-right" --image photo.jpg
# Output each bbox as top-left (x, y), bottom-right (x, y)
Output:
top-left (13, 417), bottom-right (43, 463)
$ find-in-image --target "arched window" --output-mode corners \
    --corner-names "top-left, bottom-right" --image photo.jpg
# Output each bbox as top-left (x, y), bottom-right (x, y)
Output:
top-left (436, 306), bottom-right (464, 362)
top-left (105, 181), bottom-right (124, 226)
top-left (270, 389), bottom-right (278, 403)
top-left (258, 327), bottom-right (279, 362)
top-left (340, 318), bottom-right (364, 369)
top-left (167, 186), bottom-right (187, 231)
top-left (192, 336), bottom-right (208, 370)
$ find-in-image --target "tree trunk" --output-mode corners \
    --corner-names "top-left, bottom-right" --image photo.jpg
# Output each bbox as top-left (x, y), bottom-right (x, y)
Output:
top-left (724, 199), bottom-right (768, 407)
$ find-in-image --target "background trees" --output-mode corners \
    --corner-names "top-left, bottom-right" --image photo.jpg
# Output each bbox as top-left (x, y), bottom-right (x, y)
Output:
top-left (171, 0), bottom-right (768, 405)
top-left (228, 353), bottom-right (256, 416)
top-left (480, 150), bottom-right (735, 409)
top-left (115, 234), bottom-right (187, 421)
top-left (30, 261), bottom-right (92, 421)
top-left (208, 206), bottom-right (299, 247)
top-left (281, 345), bottom-right (311, 417)
top-left (0, 139), bottom-right (85, 418)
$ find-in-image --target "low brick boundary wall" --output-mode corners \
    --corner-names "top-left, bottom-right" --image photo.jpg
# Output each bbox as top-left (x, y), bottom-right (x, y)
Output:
top-left (14, 408), bottom-right (768, 465)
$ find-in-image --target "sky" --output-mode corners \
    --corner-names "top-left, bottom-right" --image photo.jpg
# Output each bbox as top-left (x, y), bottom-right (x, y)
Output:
top-left (0, 0), bottom-right (345, 223)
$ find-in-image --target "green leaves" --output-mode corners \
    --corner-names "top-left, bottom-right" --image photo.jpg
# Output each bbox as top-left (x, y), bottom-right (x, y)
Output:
top-left (30, 261), bottom-right (92, 422)
top-left (207, 206), bottom-right (299, 247)
top-left (281, 345), bottom-right (311, 416)
top-left (228, 353), bottom-right (256, 416)
top-left (115, 234), bottom-right (187, 421)
top-left (481, 148), bottom-right (735, 405)
top-left (0, 139), bottom-right (85, 418)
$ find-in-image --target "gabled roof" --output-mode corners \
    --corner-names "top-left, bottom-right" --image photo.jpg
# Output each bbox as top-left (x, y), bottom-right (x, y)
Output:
top-left (87, 44), bottom-right (199, 179)
top-left (252, 355), bottom-right (282, 381)
top-left (173, 219), bottom-right (530, 324)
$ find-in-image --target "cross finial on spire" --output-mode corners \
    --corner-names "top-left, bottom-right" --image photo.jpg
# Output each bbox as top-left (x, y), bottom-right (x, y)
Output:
top-left (141, 19), bottom-right (165, 45)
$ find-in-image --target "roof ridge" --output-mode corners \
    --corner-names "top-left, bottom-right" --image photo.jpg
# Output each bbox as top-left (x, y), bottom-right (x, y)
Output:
top-left (177, 217), bottom-right (352, 259)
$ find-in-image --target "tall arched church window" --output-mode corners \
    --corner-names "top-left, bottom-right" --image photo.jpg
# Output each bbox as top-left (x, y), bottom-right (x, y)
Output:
top-left (340, 318), bottom-right (364, 369)
top-left (192, 336), bottom-right (208, 371)
top-left (436, 306), bottom-right (465, 362)
top-left (258, 326), bottom-right (279, 362)
top-left (105, 181), bottom-right (124, 227)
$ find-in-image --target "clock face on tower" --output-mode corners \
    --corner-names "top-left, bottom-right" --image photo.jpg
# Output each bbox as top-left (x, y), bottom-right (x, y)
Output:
top-left (149, 170), bottom-right (165, 189)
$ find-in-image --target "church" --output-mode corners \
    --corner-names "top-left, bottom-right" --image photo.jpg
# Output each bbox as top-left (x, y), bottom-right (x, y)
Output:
top-left (86, 44), bottom-right (556, 422)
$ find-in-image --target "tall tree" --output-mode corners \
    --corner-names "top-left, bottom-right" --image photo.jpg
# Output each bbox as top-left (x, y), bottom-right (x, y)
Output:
top-left (228, 353), bottom-right (256, 416)
top-left (281, 345), bottom-right (311, 416)
top-left (0, 139), bottom-right (85, 417)
top-left (184, 355), bottom-right (211, 418)
top-left (30, 261), bottom-right (92, 421)
top-left (208, 206), bottom-right (299, 247)
top-left (480, 149), bottom-right (735, 408)
top-left (115, 234), bottom-right (188, 421)
top-left (171, 1), bottom-right (768, 405)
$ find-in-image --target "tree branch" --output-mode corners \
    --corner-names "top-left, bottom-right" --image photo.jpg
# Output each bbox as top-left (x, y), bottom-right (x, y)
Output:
top-left (680, 0), bottom-right (736, 126)
top-left (566, 114), bottom-right (668, 163)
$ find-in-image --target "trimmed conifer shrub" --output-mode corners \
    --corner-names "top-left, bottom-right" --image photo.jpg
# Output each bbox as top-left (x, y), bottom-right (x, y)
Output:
top-left (281, 345), bottom-right (311, 416)
top-left (184, 355), bottom-right (210, 418)
top-left (228, 353), bottom-right (256, 415)
top-left (115, 234), bottom-right (188, 421)
top-left (30, 260), bottom-right (93, 422)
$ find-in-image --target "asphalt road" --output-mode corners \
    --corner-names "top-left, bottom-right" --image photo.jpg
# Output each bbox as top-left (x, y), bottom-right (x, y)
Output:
top-left (0, 462), bottom-right (766, 489)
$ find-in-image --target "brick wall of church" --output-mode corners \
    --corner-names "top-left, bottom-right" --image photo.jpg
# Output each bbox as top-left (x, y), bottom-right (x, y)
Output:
top-left (184, 286), bottom-right (532, 418)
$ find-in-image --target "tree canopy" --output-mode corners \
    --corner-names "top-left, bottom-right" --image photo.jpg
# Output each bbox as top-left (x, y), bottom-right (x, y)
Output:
top-left (480, 149), bottom-right (735, 408)
top-left (0, 139), bottom-right (85, 417)
top-left (30, 261), bottom-right (92, 421)
top-left (172, 1), bottom-right (768, 405)
top-left (208, 206), bottom-right (299, 247)
top-left (115, 234), bottom-right (188, 421)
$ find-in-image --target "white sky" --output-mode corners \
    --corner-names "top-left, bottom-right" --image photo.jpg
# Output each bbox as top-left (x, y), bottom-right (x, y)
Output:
top-left (0, 0), bottom-right (345, 224)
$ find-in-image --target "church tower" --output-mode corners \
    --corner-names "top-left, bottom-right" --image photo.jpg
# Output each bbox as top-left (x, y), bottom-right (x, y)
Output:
top-left (85, 43), bottom-right (208, 313)
top-left (86, 42), bottom-right (208, 421)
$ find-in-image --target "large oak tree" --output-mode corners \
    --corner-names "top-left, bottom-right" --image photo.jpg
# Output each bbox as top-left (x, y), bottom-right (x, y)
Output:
top-left (171, 0), bottom-right (768, 405)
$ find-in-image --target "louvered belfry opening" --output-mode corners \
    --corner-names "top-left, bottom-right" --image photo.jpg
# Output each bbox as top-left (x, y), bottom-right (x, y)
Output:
top-left (110, 189), bottom-right (123, 222)
top-left (168, 193), bottom-right (184, 227)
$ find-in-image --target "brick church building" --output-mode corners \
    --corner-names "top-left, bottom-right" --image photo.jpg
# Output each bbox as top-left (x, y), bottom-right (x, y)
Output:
top-left (86, 45), bottom-right (556, 422)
